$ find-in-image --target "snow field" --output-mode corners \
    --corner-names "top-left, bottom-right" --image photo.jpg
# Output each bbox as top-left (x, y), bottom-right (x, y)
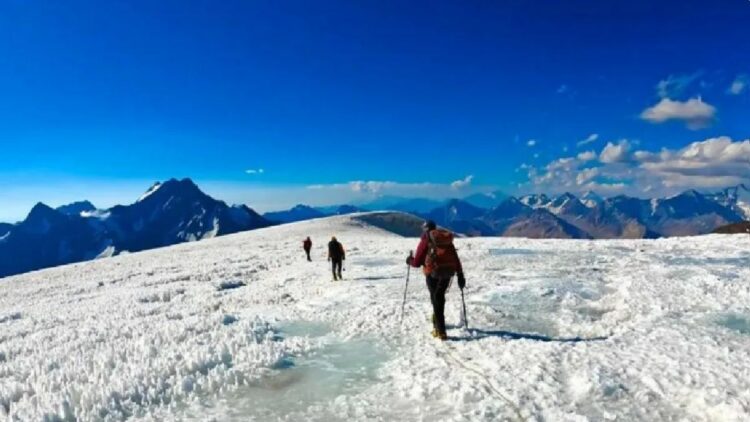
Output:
top-left (1, 213), bottom-right (750, 421)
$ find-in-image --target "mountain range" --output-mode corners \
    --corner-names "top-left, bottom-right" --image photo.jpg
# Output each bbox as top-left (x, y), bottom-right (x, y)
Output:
top-left (2, 180), bottom-right (748, 278)
top-left (0, 178), bottom-right (272, 278)
top-left (267, 185), bottom-right (750, 240)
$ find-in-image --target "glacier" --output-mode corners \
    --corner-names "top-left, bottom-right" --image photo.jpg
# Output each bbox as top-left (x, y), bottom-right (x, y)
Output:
top-left (1, 213), bottom-right (750, 421)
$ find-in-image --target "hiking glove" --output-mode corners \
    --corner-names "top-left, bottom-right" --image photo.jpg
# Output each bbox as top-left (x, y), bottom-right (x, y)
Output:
top-left (457, 272), bottom-right (466, 289)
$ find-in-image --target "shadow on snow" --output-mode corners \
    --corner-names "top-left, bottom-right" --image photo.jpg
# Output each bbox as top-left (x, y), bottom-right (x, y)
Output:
top-left (451, 328), bottom-right (609, 343)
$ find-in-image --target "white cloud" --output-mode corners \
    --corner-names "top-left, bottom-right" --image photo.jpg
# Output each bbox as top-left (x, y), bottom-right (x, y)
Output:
top-left (577, 151), bottom-right (596, 162)
top-left (576, 167), bottom-right (600, 186)
top-left (245, 168), bottom-right (265, 175)
top-left (599, 140), bottom-right (633, 164)
top-left (527, 139), bottom-right (537, 147)
top-left (577, 133), bottom-right (599, 148)
top-left (304, 178), bottom-right (493, 200)
top-left (450, 175), bottom-right (474, 190)
top-left (640, 97), bottom-right (716, 130)
top-left (348, 181), bottom-right (397, 194)
top-left (637, 136), bottom-right (750, 178)
top-left (727, 75), bottom-right (747, 95)
top-left (521, 136), bottom-right (750, 197)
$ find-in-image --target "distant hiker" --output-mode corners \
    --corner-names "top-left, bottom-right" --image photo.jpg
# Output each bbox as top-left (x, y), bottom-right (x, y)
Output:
top-left (407, 220), bottom-right (465, 341)
top-left (303, 237), bottom-right (312, 261)
top-left (328, 236), bottom-right (345, 281)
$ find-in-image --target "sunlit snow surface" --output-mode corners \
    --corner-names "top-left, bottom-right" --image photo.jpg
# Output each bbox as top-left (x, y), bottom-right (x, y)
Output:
top-left (1, 214), bottom-right (750, 421)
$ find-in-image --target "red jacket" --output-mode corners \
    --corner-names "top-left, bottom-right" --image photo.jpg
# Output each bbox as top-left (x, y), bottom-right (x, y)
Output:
top-left (411, 232), bottom-right (463, 273)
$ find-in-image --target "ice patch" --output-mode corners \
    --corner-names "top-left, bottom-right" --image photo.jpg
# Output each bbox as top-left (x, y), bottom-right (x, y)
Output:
top-left (277, 320), bottom-right (331, 338)
top-left (717, 314), bottom-right (750, 335)
top-left (181, 335), bottom-right (387, 421)
top-left (481, 274), bottom-right (614, 339)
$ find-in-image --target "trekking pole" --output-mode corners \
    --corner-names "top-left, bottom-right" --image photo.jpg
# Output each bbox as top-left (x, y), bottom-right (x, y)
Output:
top-left (460, 288), bottom-right (469, 330)
top-left (400, 251), bottom-right (413, 324)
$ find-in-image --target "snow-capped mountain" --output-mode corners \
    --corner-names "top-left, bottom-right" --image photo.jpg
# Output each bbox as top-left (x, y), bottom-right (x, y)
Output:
top-left (3, 182), bottom-right (747, 278)
top-left (103, 178), bottom-right (271, 252)
top-left (646, 190), bottom-right (743, 236)
top-left (0, 203), bottom-right (112, 278)
top-left (478, 197), bottom-right (587, 238)
top-left (0, 178), bottom-right (271, 278)
top-left (580, 191), bottom-right (604, 208)
top-left (519, 193), bottom-right (552, 208)
top-left (422, 189), bottom-right (745, 239)
top-left (707, 184), bottom-right (750, 220)
top-left (545, 193), bottom-right (589, 216)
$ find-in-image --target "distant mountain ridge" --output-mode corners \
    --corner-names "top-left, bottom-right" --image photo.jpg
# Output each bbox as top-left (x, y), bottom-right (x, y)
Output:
top-left (3, 182), bottom-right (748, 278)
top-left (264, 205), bottom-right (327, 223)
top-left (262, 204), bottom-right (364, 223)
top-left (470, 188), bottom-right (746, 239)
top-left (262, 185), bottom-right (748, 240)
top-left (0, 178), bottom-right (271, 278)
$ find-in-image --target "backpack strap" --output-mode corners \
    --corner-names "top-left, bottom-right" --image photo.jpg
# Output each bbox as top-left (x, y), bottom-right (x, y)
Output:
top-left (427, 230), bottom-right (438, 253)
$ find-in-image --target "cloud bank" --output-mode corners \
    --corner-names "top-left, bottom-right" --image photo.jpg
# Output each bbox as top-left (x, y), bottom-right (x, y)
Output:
top-left (520, 136), bottom-right (750, 197)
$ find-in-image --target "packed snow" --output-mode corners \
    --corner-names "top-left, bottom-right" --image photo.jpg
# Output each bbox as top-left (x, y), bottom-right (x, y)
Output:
top-left (1, 213), bottom-right (750, 421)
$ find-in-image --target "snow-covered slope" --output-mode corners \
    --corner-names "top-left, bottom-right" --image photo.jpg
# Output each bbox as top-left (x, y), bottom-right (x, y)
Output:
top-left (2, 213), bottom-right (750, 421)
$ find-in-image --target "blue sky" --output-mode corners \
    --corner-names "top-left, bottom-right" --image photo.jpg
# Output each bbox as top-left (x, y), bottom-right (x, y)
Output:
top-left (1, 0), bottom-right (750, 221)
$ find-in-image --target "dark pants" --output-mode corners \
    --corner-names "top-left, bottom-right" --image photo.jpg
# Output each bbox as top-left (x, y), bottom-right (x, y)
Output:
top-left (331, 259), bottom-right (343, 280)
top-left (426, 276), bottom-right (451, 335)
top-left (304, 248), bottom-right (311, 261)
